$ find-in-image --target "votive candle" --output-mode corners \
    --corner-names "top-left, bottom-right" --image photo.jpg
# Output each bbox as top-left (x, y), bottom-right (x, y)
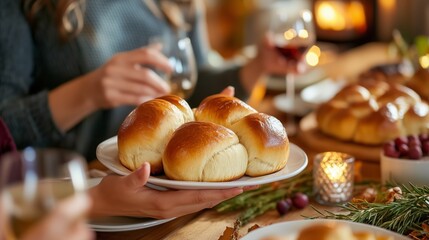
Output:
top-left (313, 152), bottom-right (355, 205)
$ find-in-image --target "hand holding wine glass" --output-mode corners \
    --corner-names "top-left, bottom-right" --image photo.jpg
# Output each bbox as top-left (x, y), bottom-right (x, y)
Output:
top-left (0, 148), bottom-right (90, 240)
top-left (167, 36), bottom-right (198, 99)
top-left (270, 8), bottom-right (316, 135)
top-left (150, 35), bottom-right (197, 99)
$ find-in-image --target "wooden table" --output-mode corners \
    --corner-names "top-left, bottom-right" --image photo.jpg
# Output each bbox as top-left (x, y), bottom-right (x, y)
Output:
top-left (91, 96), bottom-right (382, 240)
top-left (91, 43), bottom-right (392, 240)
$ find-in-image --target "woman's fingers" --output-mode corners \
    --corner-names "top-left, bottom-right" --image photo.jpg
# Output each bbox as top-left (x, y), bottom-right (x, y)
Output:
top-left (119, 47), bottom-right (173, 74)
top-left (104, 65), bottom-right (170, 94)
top-left (220, 86), bottom-right (235, 97)
top-left (122, 162), bottom-right (151, 189)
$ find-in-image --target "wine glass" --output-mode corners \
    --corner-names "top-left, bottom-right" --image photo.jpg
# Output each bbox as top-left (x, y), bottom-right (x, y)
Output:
top-left (0, 148), bottom-right (88, 239)
top-left (167, 36), bottom-right (198, 99)
top-left (270, 7), bottom-right (316, 135)
top-left (150, 34), bottom-right (198, 99)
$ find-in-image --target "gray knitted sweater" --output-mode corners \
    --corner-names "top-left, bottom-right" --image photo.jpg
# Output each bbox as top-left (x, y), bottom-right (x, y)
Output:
top-left (0, 0), bottom-right (247, 160)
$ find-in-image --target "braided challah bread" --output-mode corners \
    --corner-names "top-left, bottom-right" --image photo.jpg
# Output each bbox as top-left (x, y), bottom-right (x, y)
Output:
top-left (316, 81), bottom-right (429, 145)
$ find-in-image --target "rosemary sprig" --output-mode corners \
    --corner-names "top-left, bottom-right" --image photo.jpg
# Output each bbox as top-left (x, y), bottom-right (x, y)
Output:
top-left (215, 170), bottom-right (314, 227)
top-left (312, 184), bottom-right (429, 235)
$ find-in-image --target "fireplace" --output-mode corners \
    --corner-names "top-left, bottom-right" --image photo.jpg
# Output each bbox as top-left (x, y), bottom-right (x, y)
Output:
top-left (312, 0), bottom-right (376, 45)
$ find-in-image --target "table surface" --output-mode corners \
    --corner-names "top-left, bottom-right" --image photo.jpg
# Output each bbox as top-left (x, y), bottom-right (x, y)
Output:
top-left (90, 42), bottom-right (392, 240)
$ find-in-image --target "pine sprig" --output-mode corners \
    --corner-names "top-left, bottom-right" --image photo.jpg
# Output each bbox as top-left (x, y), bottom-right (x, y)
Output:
top-left (312, 184), bottom-right (429, 235)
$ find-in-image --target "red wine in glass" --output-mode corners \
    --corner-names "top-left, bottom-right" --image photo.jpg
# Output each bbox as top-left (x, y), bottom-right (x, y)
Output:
top-left (275, 45), bottom-right (309, 62)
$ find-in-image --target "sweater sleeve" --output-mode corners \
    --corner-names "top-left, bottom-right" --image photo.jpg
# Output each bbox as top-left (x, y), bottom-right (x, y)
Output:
top-left (0, 0), bottom-right (64, 149)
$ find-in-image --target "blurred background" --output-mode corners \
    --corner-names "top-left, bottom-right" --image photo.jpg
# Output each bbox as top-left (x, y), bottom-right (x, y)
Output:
top-left (203, 0), bottom-right (429, 59)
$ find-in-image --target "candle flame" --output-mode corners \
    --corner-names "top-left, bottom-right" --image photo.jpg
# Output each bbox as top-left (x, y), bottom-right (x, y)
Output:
top-left (320, 152), bottom-right (348, 182)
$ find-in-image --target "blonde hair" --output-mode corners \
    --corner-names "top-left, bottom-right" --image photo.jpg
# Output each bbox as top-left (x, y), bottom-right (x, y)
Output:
top-left (22, 0), bottom-right (85, 41)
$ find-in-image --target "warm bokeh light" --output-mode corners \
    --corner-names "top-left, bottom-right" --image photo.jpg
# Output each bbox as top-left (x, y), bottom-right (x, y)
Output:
top-left (349, 1), bottom-right (367, 33)
top-left (316, 2), bottom-right (346, 31)
top-left (379, 0), bottom-right (396, 11)
top-left (420, 54), bottom-right (429, 69)
top-left (315, 1), bottom-right (366, 32)
top-left (283, 29), bottom-right (297, 40)
top-left (298, 29), bottom-right (309, 39)
top-left (305, 45), bottom-right (321, 67)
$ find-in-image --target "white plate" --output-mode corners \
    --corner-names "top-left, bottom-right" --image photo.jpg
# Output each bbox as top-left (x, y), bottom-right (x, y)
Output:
top-left (86, 178), bottom-right (174, 232)
top-left (241, 219), bottom-right (408, 240)
top-left (96, 136), bottom-right (308, 190)
top-left (266, 67), bottom-right (327, 91)
top-left (300, 78), bottom-right (346, 109)
top-left (273, 94), bottom-right (313, 116)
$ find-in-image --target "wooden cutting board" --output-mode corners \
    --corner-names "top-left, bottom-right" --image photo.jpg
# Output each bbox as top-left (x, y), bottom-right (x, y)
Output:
top-left (298, 113), bottom-right (381, 162)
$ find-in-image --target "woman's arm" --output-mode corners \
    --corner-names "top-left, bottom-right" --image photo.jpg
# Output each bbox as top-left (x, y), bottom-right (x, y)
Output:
top-left (0, 0), bottom-right (172, 147)
top-left (0, 0), bottom-right (64, 148)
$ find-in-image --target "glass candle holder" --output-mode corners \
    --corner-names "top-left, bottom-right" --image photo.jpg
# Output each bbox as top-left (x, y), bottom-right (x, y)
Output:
top-left (313, 152), bottom-right (355, 205)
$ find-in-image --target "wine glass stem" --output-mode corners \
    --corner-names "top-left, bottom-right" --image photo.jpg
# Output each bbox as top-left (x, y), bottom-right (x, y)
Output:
top-left (285, 73), bottom-right (297, 136)
top-left (286, 73), bottom-right (295, 109)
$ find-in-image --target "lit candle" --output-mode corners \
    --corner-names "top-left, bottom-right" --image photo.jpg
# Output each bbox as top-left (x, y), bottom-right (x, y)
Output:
top-left (313, 152), bottom-right (355, 205)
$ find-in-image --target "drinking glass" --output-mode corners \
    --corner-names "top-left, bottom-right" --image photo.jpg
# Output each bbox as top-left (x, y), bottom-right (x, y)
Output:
top-left (167, 36), bottom-right (197, 99)
top-left (270, 7), bottom-right (316, 135)
top-left (0, 148), bottom-right (88, 239)
top-left (151, 35), bottom-right (197, 99)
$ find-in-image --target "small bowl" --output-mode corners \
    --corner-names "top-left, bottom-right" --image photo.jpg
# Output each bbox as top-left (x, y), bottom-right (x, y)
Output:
top-left (381, 152), bottom-right (429, 186)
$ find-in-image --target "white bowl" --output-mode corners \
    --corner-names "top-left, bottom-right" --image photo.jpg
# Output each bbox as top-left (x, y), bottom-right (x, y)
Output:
top-left (380, 152), bottom-right (429, 186)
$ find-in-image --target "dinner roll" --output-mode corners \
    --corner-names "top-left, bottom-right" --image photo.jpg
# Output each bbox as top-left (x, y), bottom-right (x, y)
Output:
top-left (163, 121), bottom-right (248, 182)
top-left (297, 223), bottom-right (355, 240)
top-left (157, 95), bottom-right (194, 122)
top-left (316, 81), bottom-right (429, 145)
top-left (194, 94), bottom-right (257, 128)
top-left (407, 68), bottom-right (429, 101)
top-left (118, 98), bottom-right (189, 174)
top-left (230, 113), bottom-right (289, 176)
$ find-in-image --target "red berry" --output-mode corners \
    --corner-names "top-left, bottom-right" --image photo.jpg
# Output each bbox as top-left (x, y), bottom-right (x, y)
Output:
top-left (422, 141), bottom-right (429, 155)
top-left (291, 193), bottom-right (309, 209)
top-left (408, 146), bottom-right (423, 160)
top-left (384, 144), bottom-right (400, 158)
top-left (394, 137), bottom-right (408, 146)
top-left (408, 135), bottom-right (419, 142)
top-left (408, 138), bottom-right (421, 147)
top-left (397, 143), bottom-right (409, 158)
top-left (419, 133), bottom-right (429, 142)
top-left (276, 199), bottom-right (292, 215)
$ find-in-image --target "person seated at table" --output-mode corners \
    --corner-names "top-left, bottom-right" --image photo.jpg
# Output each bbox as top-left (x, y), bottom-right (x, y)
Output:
top-left (0, 118), bottom-right (250, 239)
top-left (0, 0), bottom-right (295, 161)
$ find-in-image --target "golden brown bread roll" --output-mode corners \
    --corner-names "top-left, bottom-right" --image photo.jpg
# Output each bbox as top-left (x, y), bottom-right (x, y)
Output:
top-left (353, 103), bottom-right (404, 144)
top-left (163, 121), bottom-right (248, 182)
top-left (316, 81), bottom-right (429, 145)
top-left (403, 101), bottom-right (429, 135)
top-left (157, 95), bottom-right (194, 122)
top-left (407, 68), bottom-right (429, 101)
top-left (118, 98), bottom-right (192, 174)
top-left (230, 113), bottom-right (289, 176)
top-left (194, 94), bottom-right (257, 128)
top-left (297, 223), bottom-right (355, 240)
